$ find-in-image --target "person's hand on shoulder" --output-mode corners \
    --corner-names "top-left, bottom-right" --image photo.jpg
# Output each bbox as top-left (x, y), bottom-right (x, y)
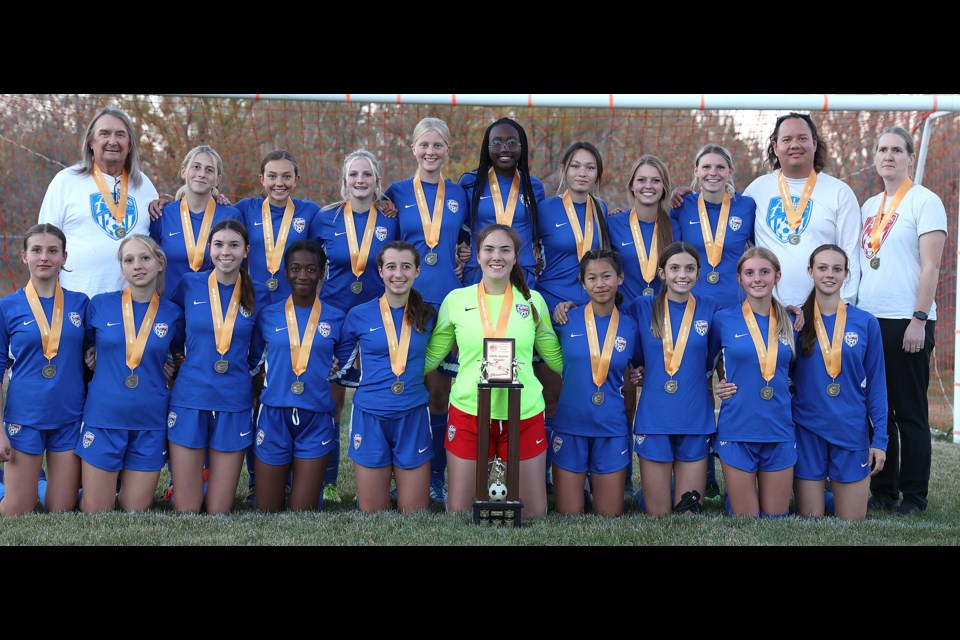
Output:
top-left (671, 186), bottom-right (693, 208)
top-left (376, 197), bottom-right (398, 218)
top-left (552, 301), bottom-right (575, 325)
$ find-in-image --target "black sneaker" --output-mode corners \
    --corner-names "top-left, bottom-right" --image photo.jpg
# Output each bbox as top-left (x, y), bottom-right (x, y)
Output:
top-left (867, 495), bottom-right (898, 512)
top-left (673, 490), bottom-right (704, 515)
top-left (896, 501), bottom-right (923, 516)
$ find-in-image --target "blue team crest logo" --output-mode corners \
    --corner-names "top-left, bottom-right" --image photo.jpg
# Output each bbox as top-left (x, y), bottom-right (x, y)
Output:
top-left (515, 303), bottom-right (530, 319)
top-left (552, 434), bottom-right (563, 453)
top-left (844, 331), bottom-right (859, 348)
top-left (779, 334), bottom-right (790, 346)
top-left (767, 195), bottom-right (812, 243)
top-left (292, 217), bottom-right (306, 234)
top-left (256, 429), bottom-right (265, 447)
top-left (89, 192), bottom-right (137, 240)
top-left (7, 423), bottom-right (21, 436)
top-left (446, 199), bottom-right (459, 214)
top-left (635, 434), bottom-right (645, 447)
top-left (153, 323), bottom-right (168, 339)
top-left (375, 226), bottom-right (388, 241)
top-left (240, 306), bottom-right (252, 318)
top-left (859, 213), bottom-right (898, 258)
top-left (69, 311), bottom-right (82, 328)
top-left (728, 216), bottom-right (743, 232)
top-left (82, 430), bottom-right (95, 448)
top-left (353, 433), bottom-right (362, 450)
top-left (615, 336), bottom-right (627, 352)
top-left (447, 423), bottom-right (456, 442)
top-left (167, 412), bottom-right (177, 429)
top-left (318, 321), bottom-right (331, 338)
top-left (695, 320), bottom-right (708, 336)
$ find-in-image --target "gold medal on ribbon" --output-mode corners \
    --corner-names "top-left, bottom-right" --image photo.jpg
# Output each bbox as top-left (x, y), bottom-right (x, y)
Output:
top-left (380, 296), bottom-right (412, 396)
top-left (24, 281), bottom-right (64, 379)
top-left (92, 165), bottom-right (130, 237)
top-left (343, 201), bottom-right (378, 288)
top-left (629, 209), bottom-right (659, 292)
top-left (869, 177), bottom-right (912, 260)
top-left (209, 271), bottom-right (242, 374)
top-left (741, 300), bottom-right (779, 400)
top-left (285, 295), bottom-right (322, 395)
top-left (477, 282), bottom-right (514, 339)
top-left (584, 302), bottom-right (620, 407)
top-left (561, 191), bottom-right (596, 261)
top-left (488, 168), bottom-right (521, 226)
top-left (180, 196), bottom-right (217, 272)
top-left (814, 299), bottom-right (846, 398)
top-left (413, 173), bottom-right (445, 266)
top-left (661, 294), bottom-right (697, 395)
top-left (121, 288), bottom-right (160, 389)
top-left (777, 169), bottom-right (817, 243)
top-left (262, 198), bottom-right (296, 289)
top-left (697, 192), bottom-right (730, 281)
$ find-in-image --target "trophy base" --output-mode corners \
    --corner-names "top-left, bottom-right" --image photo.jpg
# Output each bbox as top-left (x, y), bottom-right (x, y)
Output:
top-left (472, 500), bottom-right (523, 527)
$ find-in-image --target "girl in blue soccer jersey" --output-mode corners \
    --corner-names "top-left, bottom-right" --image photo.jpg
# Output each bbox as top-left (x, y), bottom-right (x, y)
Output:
top-left (248, 239), bottom-right (344, 513)
top-left (149, 145), bottom-right (242, 298)
top-left (793, 244), bottom-right (887, 521)
top-left (709, 247), bottom-right (796, 518)
top-left (78, 234), bottom-right (185, 513)
top-left (333, 241), bottom-right (436, 513)
top-left (0, 224), bottom-right (89, 516)
top-left (310, 149), bottom-right (400, 505)
top-left (629, 242), bottom-right (720, 516)
top-left (166, 220), bottom-right (258, 514)
top-left (458, 117), bottom-right (546, 286)
top-left (550, 249), bottom-right (640, 516)
top-left (384, 118), bottom-right (469, 504)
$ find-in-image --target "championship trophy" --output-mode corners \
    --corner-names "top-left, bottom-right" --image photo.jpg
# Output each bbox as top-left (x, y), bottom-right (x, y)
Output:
top-left (473, 337), bottom-right (523, 527)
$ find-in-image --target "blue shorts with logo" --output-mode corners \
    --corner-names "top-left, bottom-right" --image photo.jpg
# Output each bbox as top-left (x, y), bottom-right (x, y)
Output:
top-left (794, 424), bottom-right (871, 483)
top-left (6, 420), bottom-right (79, 455)
top-left (167, 406), bottom-right (254, 452)
top-left (634, 433), bottom-right (711, 463)
top-left (347, 404), bottom-right (432, 469)
top-left (76, 425), bottom-right (166, 473)
top-left (550, 431), bottom-right (631, 475)
top-left (715, 439), bottom-right (796, 473)
top-left (254, 405), bottom-right (337, 465)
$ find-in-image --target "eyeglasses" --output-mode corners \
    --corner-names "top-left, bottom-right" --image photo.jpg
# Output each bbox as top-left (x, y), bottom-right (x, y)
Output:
top-left (489, 138), bottom-right (521, 151)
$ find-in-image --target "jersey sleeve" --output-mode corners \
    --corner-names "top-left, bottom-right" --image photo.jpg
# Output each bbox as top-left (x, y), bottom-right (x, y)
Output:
top-left (37, 173), bottom-right (65, 227)
top-left (331, 308), bottom-right (361, 387)
top-left (533, 296), bottom-right (562, 374)
top-left (864, 314), bottom-right (889, 450)
top-left (248, 310), bottom-right (267, 375)
top-left (424, 296), bottom-right (455, 373)
top-left (0, 303), bottom-right (10, 373)
top-left (837, 184), bottom-right (863, 304)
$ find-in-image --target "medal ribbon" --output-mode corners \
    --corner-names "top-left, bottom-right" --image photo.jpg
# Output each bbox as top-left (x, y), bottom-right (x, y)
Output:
top-left (777, 169), bottom-right (817, 231)
top-left (740, 300), bottom-right (778, 385)
top-left (208, 271), bottom-right (242, 359)
top-left (487, 168), bottom-right (521, 226)
top-left (697, 192), bottom-right (730, 270)
top-left (477, 282), bottom-right (514, 339)
top-left (180, 196), bottom-right (217, 271)
top-left (285, 295), bottom-right (322, 377)
top-left (813, 299), bottom-right (846, 380)
top-left (344, 201), bottom-right (378, 278)
top-left (870, 177), bottom-right (912, 254)
top-left (121, 288), bottom-right (160, 373)
top-left (662, 295), bottom-right (697, 378)
top-left (584, 302), bottom-right (619, 388)
top-left (262, 198), bottom-right (296, 278)
top-left (413, 173), bottom-right (445, 252)
top-left (24, 281), bottom-right (64, 363)
top-left (561, 191), bottom-right (595, 261)
top-left (379, 296), bottom-right (412, 379)
top-left (91, 166), bottom-right (130, 226)
top-left (628, 209), bottom-right (659, 285)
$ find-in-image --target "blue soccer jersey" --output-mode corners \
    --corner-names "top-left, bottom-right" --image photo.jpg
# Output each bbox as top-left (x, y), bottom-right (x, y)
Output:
top-left (334, 297), bottom-right (435, 415)
top-left (309, 203), bottom-right (400, 312)
top-left (709, 305), bottom-right (795, 443)
top-left (672, 192), bottom-right (756, 309)
top-left (630, 295), bottom-right (719, 436)
top-left (235, 197), bottom-right (322, 309)
top-left (535, 195), bottom-right (608, 314)
top-left (169, 271), bottom-right (258, 412)
top-left (250, 298), bottom-right (344, 413)
top-left (384, 177), bottom-right (468, 306)
top-left (0, 287), bottom-right (89, 427)
top-left (458, 170), bottom-right (546, 280)
top-left (791, 305), bottom-right (888, 451)
top-left (606, 211), bottom-right (681, 303)
top-left (553, 304), bottom-right (641, 438)
top-left (82, 291), bottom-right (185, 430)
top-left (149, 200), bottom-right (242, 298)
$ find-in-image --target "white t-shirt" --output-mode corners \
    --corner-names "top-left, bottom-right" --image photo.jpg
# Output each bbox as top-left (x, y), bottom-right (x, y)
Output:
top-left (744, 170), bottom-right (862, 307)
top-left (37, 164), bottom-right (159, 298)
top-left (856, 182), bottom-right (947, 320)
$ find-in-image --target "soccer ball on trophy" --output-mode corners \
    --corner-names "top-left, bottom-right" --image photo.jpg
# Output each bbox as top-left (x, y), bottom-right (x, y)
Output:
top-left (488, 481), bottom-right (508, 501)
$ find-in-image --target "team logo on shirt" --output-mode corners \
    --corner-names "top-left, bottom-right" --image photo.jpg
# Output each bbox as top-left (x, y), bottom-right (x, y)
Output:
top-left (859, 213), bottom-right (898, 258)
top-left (552, 434), bottom-right (563, 453)
top-left (515, 304), bottom-right (530, 319)
top-left (256, 429), bottom-right (265, 447)
top-left (318, 322), bottom-right (331, 338)
top-left (695, 320), bottom-right (709, 336)
top-left (779, 335), bottom-right (790, 346)
top-left (82, 430), bottom-right (95, 448)
top-left (844, 331), bottom-right (859, 348)
top-left (767, 196), bottom-right (812, 244)
top-left (614, 336), bottom-right (627, 352)
top-left (446, 199), bottom-right (459, 214)
top-left (7, 423), bottom-right (22, 436)
top-left (353, 433), bottom-right (362, 450)
top-left (728, 216), bottom-right (743, 232)
top-left (375, 226), bottom-right (388, 242)
top-left (635, 434), bottom-right (645, 446)
top-left (69, 312), bottom-right (82, 328)
top-left (167, 412), bottom-right (177, 429)
top-left (293, 217), bottom-right (306, 234)
top-left (89, 192), bottom-right (136, 240)
top-left (447, 424), bottom-right (456, 441)
top-left (154, 323), bottom-right (169, 339)
top-left (240, 306), bottom-right (252, 318)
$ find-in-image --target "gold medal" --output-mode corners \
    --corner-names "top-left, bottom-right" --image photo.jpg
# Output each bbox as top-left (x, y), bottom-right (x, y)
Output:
top-left (351, 281), bottom-right (363, 294)
top-left (413, 173), bottom-right (445, 266)
top-left (870, 257), bottom-right (880, 270)
top-left (760, 385), bottom-right (774, 400)
top-left (642, 287), bottom-right (654, 297)
top-left (214, 359), bottom-right (229, 374)
top-left (788, 234), bottom-right (801, 245)
top-left (664, 379), bottom-right (678, 393)
top-left (869, 178), bottom-right (912, 257)
top-left (291, 380), bottom-right (304, 395)
top-left (424, 252), bottom-right (438, 266)
top-left (121, 289), bottom-right (159, 395)
top-left (266, 278), bottom-right (279, 291)
top-left (707, 271), bottom-right (720, 284)
top-left (777, 169), bottom-right (817, 238)
top-left (286, 296), bottom-right (322, 395)
top-left (741, 300), bottom-right (779, 401)
top-left (584, 302), bottom-right (619, 410)
top-left (661, 294), bottom-right (695, 397)
top-left (125, 374), bottom-right (139, 389)
top-left (380, 296), bottom-right (413, 394)
top-left (261, 198), bottom-right (296, 298)
top-left (391, 380), bottom-right (405, 394)
top-left (814, 299), bottom-right (847, 402)
top-left (209, 271), bottom-right (241, 378)
top-left (826, 382), bottom-right (840, 397)
top-left (592, 391), bottom-right (605, 405)
top-left (562, 191), bottom-right (597, 261)
top-left (24, 281), bottom-right (65, 380)
top-left (697, 192), bottom-right (730, 284)
top-left (42, 364), bottom-right (57, 379)
top-left (115, 227), bottom-right (126, 238)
